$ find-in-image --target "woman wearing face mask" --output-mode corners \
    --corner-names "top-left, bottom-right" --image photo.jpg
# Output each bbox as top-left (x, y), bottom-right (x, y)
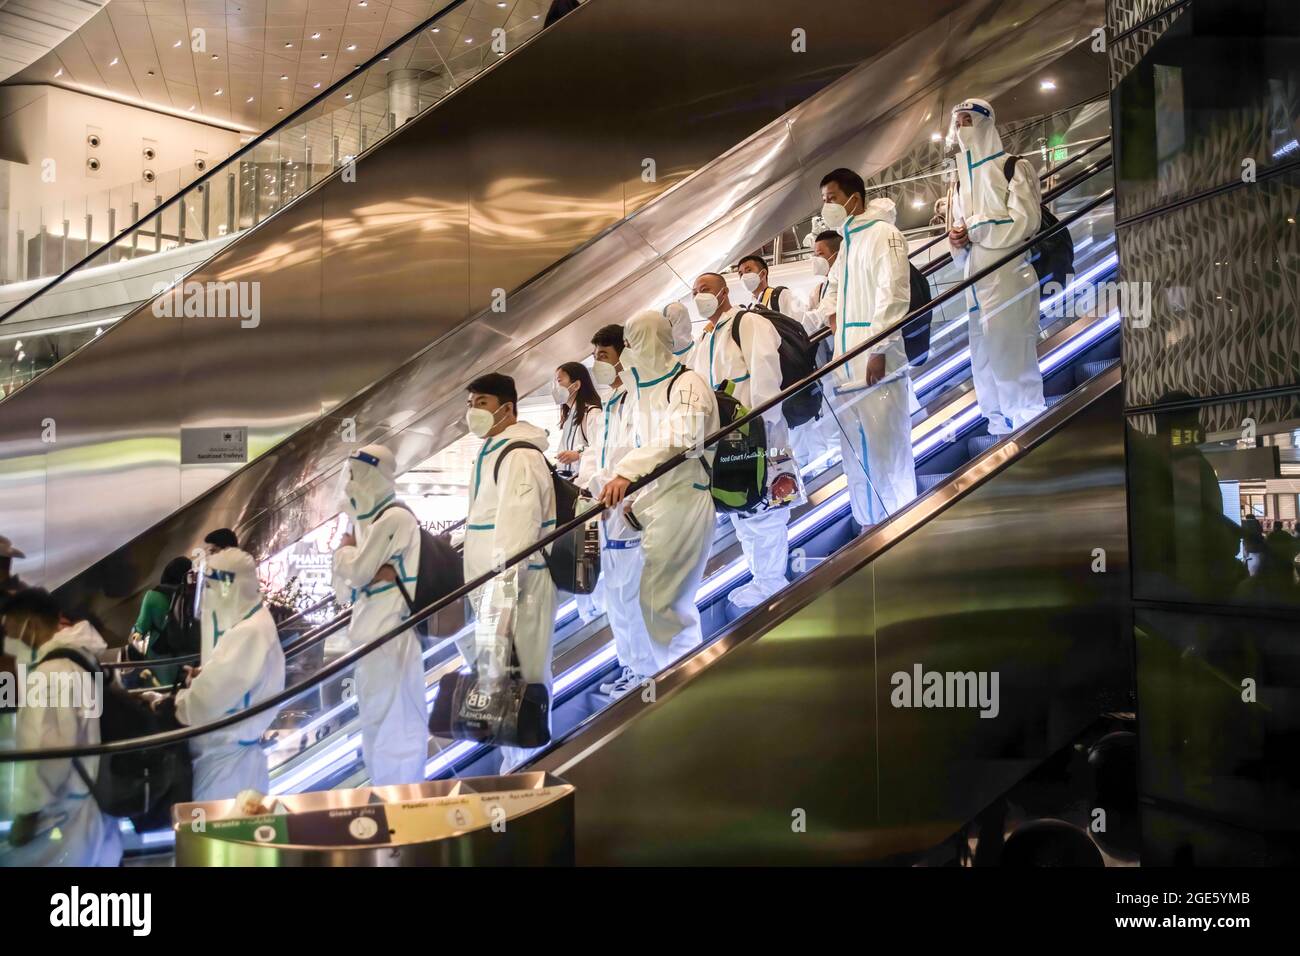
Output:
top-left (552, 362), bottom-right (603, 482)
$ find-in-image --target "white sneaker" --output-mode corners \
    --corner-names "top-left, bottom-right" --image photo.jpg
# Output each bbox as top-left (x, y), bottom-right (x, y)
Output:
top-left (728, 580), bottom-right (783, 609)
top-left (599, 666), bottom-right (635, 696)
top-left (608, 671), bottom-right (645, 700)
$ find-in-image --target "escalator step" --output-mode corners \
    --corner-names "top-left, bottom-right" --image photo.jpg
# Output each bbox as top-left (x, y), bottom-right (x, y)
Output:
top-left (1046, 393), bottom-right (1068, 407)
top-left (1075, 357), bottom-right (1119, 388)
top-left (917, 472), bottom-right (950, 492)
top-left (967, 434), bottom-right (1000, 457)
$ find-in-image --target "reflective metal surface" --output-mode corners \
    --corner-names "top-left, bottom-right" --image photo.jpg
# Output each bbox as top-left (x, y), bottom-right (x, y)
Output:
top-left (531, 368), bottom-right (1128, 865)
top-left (172, 772), bottom-right (574, 866)
top-left (6, 0), bottom-right (1103, 632)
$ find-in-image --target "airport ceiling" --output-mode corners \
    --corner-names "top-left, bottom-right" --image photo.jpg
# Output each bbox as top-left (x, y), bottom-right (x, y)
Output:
top-left (3, 0), bottom-right (551, 131)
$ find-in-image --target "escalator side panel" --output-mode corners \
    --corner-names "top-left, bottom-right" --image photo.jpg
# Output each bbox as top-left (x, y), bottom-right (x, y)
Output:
top-left (543, 381), bottom-right (1128, 865)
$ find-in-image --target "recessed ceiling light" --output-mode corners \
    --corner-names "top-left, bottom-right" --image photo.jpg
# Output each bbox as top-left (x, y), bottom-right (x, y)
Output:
top-left (465, 38), bottom-right (473, 43)
top-left (358, 1), bottom-right (367, 6)
top-left (246, 96), bottom-right (255, 102)
top-left (277, 107), bottom-right (284, 112)
top-left (174, 40), bottom-right (182, 48)
top-left (211, 54), bottom-right (219, 60)
top-left (431, 27), bottom-right (440, 33)
top-left (345, 92), bottom-right (353, 99)
top-left (497, 1), bottom-right (506, 6)
top-left (188, 105), bottom-right (196, 111)
top-left (931, 132), bottom-right (942, 142)
top-left (911, 198), bottom-right (925, 208)
top-left (109, 57), bottom-right (119, 66)
top-left (320, 53), bottom-right (328, 59)
top-left (313, 82), bottom-right (321, 88)
top-left (214, 88), bottom-right (223, 95)
top-left (311, 32), bottom-right (321, 39)
top-left (54, 67), bottom-right (64, 77)
top-left (1040, 79), bottom-right (1057, 91)
top-left (346, 43), bottom-right (357, 51)
top-left (280, 74), bottom-right (288, 80)
top-left (146, 70), bottom-right (155, 77)
top-left (284, 42), bottom-right (293, 48)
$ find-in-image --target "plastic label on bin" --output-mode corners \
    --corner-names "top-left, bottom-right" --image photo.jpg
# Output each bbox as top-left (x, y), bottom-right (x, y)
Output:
top-left (209, 814), bottom-right (289, 845)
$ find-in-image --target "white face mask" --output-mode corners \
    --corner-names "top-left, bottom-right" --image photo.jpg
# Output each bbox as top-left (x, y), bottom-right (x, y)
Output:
top-left (820, 200), bottom-right (849, 230)
top-left (811, 255), bottom-right (830, 277)
top-left (740, 271), bottom-right (762, 293)
top-left (550, 381), bottom-right (573, 406)
top-left (591, 360), bottom-right (617, 387)
top-left (466, 406), bottom-right (499, 438)
top-left (693, 292), bottom-right (721, 320)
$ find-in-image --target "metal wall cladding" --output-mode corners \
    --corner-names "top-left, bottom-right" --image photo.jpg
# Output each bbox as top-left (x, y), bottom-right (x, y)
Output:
top-left (1106, 0), bottom-right (1186, 36)
top-left (549, 381), bottom-right (1129, 865)
top-left (1118, 168), bottom-right (1300, 409)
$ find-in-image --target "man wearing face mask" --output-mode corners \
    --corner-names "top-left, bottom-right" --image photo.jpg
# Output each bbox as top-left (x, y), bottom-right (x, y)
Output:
top-left (463, 373), bottom-right (557, 764)
top-left (818, 167), bottom-right (918, 530)
top-left (736, 254), bottom-right (804, 318)
top-left (581, 325), bottom-right (658, 697)
top-left (167, 548), bottom-right (285, 801)
top-left (689, 271), bottom-right (793, 609)
top-left (600, 310), bottom-right (719, 669)
top-left (947, 97), bottom-right (1046, 435)
top-left (332, 443), bottom-right (430, 785)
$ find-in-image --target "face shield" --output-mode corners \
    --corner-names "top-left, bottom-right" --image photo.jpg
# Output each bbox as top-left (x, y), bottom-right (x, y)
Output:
top-left (337, 444), bottom-right (397, 524)
top-left (947, 98), bottom-right (998, 155)
top-left (197, 548), bottom-right (262, 648)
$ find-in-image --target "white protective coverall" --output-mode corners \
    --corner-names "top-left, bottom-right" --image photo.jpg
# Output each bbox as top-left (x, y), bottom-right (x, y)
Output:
top-left (617, 309), bottom-right (719, 667)
top-left (332, 444), bottom-right (430, 786)
top-left (559, 401), bottom-right (602, 623)
top-left (693, 301), bottom-right (792, 607)
top-left (822, 197), bottom-right (919, 526)
top-left (177, 548), bottom-right (285, 801)
top-left (663, 301), bottom-right (698, 368)
top-left (5, 621), bottom-right (121, 867)
top-left (577, 373), bottom-right (657, 680)
top-left (949, 97), bottom-right (1046, 434)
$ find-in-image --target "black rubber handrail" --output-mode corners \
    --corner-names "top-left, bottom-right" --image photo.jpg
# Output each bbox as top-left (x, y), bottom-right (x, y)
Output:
top-left (0, 177), bottom-right (1115, 762)
top-left (0, 0), bottom-right (484, 326)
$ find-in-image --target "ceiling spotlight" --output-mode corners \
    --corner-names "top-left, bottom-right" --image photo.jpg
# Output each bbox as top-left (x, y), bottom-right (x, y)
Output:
top-left (214, 88), bottom-right (224, 95)
top-left (246, 96), bottom-right (255, 102)
top-left (146, 70), bottom-right (155, 77)
top-left (345, 92), bottom-right (353, 99)
top-left (174, 40), bottom-right (182, 47)
top-left (188, 105), bottom-right (196, 111)
top-left (931, 132), bottom-right (942, 142)
top-left (311, 32), bottom-right (321, 39)
top-left (911, 198), bottom-right (926, 209)
top-left (431, 27), bottom-right (440, 33)
top-left (313, 82), bottom-right (321, 88)
top-left (346, 43), bottom-right (357, 51)
top-left (54, 67), bottom-right (64, 78)
top-left (277, 106), bottom-right (285, 112)
top-left (465, 38), bottom-right (473, 43)
top-left (284, 42), bottom-right (293, 48)
top-left (497, 1), bottom-right (506, 6)
top-left (211, 54), bottom-right (219, 60)
top-left (280, 74), bottom-right (288, 80)
top-left (1040, 79), bottom-right (1057, 91)
top-left (320, 53), bottom-right (328, 59)
top-left (109, 57), bottom-right (119, 66)
top-left (358, 1), bottom-right (367, 6)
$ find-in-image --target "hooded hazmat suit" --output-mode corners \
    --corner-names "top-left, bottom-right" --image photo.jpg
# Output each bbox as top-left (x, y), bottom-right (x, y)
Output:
top-left (821, 196), bottom-right (918, 526)
top-left (617, 309), bottom-right (720, 667)
top-left (948, 97), bottom-right (1046, 434)
top-left (176, 548), bottom-right (285, 801)
top-left (663, 301), bottom-right (698, 368)
top-left (5, 619), bottom-right (122, 867)
top-left (332, 444), bottom-right (430, 786)
top-left (576, 359), bottom-right (657, 682)
top-left (691, 296), bottom-right (792, 607)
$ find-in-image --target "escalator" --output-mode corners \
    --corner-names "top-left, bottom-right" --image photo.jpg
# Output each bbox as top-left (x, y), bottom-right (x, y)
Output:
top-left (1, 145), bottom-right (1126, 863)
top-left (0, 0), bottom-right (1104, 625)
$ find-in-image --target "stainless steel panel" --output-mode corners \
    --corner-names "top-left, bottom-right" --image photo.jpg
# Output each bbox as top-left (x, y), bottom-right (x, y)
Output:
top-left (8, 0), bottom-right (1105, 633)
top-left (531, 370), bottom-right (1128, 864)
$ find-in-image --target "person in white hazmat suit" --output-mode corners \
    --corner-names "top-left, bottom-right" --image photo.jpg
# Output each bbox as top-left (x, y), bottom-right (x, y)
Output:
top-left (332, 444), bottom-right (430, 786)
top-left (2, 588), bottom-right (121, 867)
top-left (599, 309), bottom-right (719, 670)
top-left (462, 373), bottom-right (557, 769)
top-left (580, 324), bottom-right (658, 697)
top-left (947, 97), bottom-right (1046, 435)
top-left (818, 168), bottom-right (918, 528)
top-left (174, 548), bottom-right (285, 801)
top-left (690, 272), bottom-right (792, 608)
top-left (662, 300), bottom-right (698, 368)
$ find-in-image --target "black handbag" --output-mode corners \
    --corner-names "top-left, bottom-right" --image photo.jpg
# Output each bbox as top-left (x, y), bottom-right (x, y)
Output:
top-left (428, 625), bottom-right (550, 748)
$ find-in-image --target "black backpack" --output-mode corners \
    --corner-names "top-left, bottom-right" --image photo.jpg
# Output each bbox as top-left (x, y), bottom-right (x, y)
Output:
top-left (728, 305), bottom-right (822, 428)
top-left (905, 264), bottom-right (935, 366)
top-left (377, 502), bottom-right (465, 636)
top-left (670, 362), bottom-right (768, 515)
top-left (40, 648), bottom-right (191, 830)
top-left (153, 580), bottom-right (198, 657)
top-left (493, 442), bottom-right (599, 595)
top-left (959, 155), bottom-right (1075, 288)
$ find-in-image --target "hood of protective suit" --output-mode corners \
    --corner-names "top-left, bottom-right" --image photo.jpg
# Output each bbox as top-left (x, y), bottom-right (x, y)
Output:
top-left (493, 419), bottom-right (551, 449)
top-left (37, 618), bottom-right (108, 662)
top-left (860, 196), bottom-right (898, 226)
top-left (199, 547), bottom-right (263, 642)
top-left (662, 301), bottom-right (695, 353)
top-left (624, 308), bottom-right (678, 386)
top-left (951, 97), bottom-right (1011, 230)
top-left (341, 443), bottom-right (397, 523)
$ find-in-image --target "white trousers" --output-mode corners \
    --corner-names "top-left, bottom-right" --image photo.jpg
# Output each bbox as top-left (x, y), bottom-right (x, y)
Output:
top-left (349, 589), bottom-right (430, 786)
top-left (191, 738), bottom-right (269, 802)
top-left (967, 254), bottom-right (1045, 433)
top-left (728, 507), bottom-right (790, 603)
top-left (833, 376), bottom-right (918, 526)
top-left (634, 483), bottom-right (715, 670)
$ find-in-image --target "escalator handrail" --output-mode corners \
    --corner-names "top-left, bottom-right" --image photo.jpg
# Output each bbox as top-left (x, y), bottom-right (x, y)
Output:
top-left (0, 175), bottom-right (1116, 763)
top-left (0, 0), bottom-right (489, 327)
